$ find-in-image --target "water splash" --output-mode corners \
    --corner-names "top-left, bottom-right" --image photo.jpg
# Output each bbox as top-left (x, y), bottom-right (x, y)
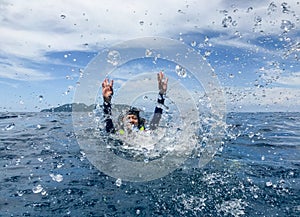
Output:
top-left (4, 123), bottom-right (15, 131)
top-left (216, 199), bottom-right (248, 217)
top-left (283, 42), bottom-right (300, 59)
top-left (32, 184), bottom-right (43, 194)
top-left (176, 194), bottom-right (207, 215)
top-left (49, 173), bottom-right (63, 182)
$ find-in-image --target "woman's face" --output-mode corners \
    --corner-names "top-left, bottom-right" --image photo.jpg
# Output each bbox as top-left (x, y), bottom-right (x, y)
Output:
top-left (125, 114), bottom-right (139, 126)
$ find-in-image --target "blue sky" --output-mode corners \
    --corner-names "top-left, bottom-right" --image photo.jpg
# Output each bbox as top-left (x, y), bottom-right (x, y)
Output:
top-left (0, 0), bottom-right (299, 112)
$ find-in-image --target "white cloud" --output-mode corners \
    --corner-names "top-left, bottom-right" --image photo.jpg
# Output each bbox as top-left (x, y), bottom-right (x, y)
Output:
top-left (275, 72), bottom-right (300, 87)
top-left (1, 0), bottom-right (298, 60)
top-left (0, 80), bottom-right (19, 88)
top-left (209, 35), bottom-right (282, 59)
top-left (0, 0), bottom-right (224, 81)
top-left (0, 59), bottom-right (53, 81)
top-left (224, 86), bottom-right (300, 111)
top-left (0, 0), bottom-right (299, 111)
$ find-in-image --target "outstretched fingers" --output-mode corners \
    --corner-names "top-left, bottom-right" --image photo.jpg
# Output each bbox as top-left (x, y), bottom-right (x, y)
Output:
top-left (157, 71), bottom-right (164, 82)
top-left (164, 76), bottom-right (168, 84)
top-left (102, 78), bottom-right (113, 87)
top-left (109, 79), bottom-right (114, 88)
top-left (102, 78), bottom-right (107, 87)
top-left (102, 78), bottom-right (114, 101)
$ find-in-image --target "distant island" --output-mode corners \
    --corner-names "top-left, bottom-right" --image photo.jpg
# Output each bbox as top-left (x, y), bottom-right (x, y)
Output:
top-left (40, 103), bottom-right (131, 113)
top-left (40, 103), bottom-right (96, 112)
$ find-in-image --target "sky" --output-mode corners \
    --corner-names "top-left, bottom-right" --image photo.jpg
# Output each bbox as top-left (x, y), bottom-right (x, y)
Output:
top-left (0, 0), bottom-right (299, 112)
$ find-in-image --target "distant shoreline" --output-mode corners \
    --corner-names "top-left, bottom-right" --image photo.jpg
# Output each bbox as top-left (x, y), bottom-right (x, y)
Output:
top-left (40, 103), bottom-right (96, 112)
top-left (0, 103), bottom-right (299, 113)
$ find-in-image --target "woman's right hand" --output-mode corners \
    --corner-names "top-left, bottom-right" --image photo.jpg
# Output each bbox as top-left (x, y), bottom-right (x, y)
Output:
top-left (102, 78), bottom-right (114, 103)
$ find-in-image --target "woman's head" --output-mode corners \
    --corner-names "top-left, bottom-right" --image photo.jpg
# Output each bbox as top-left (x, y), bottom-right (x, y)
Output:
top-left (125, 107), bottom-right (140, 126)
top-left (123, 107), bottom-right (145, 130)
top-left (126, 114), bottom-right (139, 126)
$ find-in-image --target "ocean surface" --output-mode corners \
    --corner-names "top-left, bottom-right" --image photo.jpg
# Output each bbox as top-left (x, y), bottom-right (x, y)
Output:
top-left (0, 112), bottom-right (299, 216)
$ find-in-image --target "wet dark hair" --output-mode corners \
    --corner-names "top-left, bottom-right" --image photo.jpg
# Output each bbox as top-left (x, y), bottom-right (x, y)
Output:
top-left (126, 107), bottom-right (140, 117)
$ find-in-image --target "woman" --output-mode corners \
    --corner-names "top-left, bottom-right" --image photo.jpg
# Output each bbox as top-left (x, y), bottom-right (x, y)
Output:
top-left (102, 72), bottom-right (168, 134)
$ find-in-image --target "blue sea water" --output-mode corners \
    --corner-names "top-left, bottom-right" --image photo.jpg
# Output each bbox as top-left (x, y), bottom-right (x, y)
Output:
top-left (0, 112), bottom-right (299, 216)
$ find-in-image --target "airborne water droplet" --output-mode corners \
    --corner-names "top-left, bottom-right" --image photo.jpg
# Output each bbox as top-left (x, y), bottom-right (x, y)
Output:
top-left (267, 2), bottom-right (277, 14)
top-left (254, 16), bottom-right (262, 26)
top-left (247, 7), bottom-right (253, 13)
top-left (107, 50), bottom-right (121, 66)
top-left (204, 36), bottom-right (209, 43)
top-left (204, 50), bottom-right (211, 57)
top-left (145, 49), bottom-right (153, 57)
top-left (115, 178), bottom-right (122, 187)
top-left (175, 65), bottom-right (187, 78)
top-left (281, 2), bottom-right (290, 14)
top-left (222, 16), bottom-right (232, 28)
top-left (280, 20), bottom-right (295, 33)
